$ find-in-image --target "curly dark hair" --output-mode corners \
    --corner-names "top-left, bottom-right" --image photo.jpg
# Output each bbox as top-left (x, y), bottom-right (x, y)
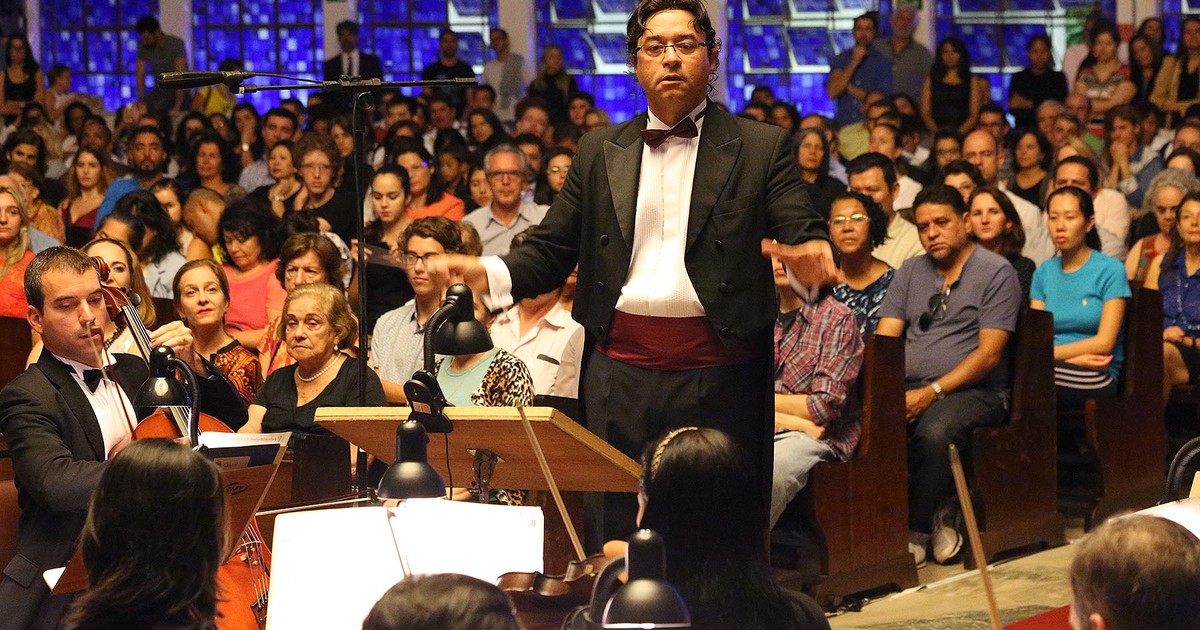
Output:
top-left (186, 129), bottom-right (242, 187)
top-left (830, 190), bottom-right (889, 249)
top-left (114, 190), bottom-right (180, 264)
top-left (217, 198), bottom-right (284, 264)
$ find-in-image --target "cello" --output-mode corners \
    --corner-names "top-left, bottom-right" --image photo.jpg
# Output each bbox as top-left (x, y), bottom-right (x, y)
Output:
top-left (91, 257), bottom-right (271, 629)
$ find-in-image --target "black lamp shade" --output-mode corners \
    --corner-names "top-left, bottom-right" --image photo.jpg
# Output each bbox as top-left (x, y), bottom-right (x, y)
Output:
top-left (602, 530), bottom-right (691, 628)
top-left (134, 345), bottom-right (190, 408)
top-left (377, 421), bottom-right (446, 500)
top-left (430, 283), bottom-right (493, 356)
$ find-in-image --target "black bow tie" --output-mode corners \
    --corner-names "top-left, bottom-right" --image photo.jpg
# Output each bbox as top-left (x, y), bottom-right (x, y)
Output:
top-left (82, 368), bottom-right (105, 392)
top-left (641, 115), bottom-right (700, 149)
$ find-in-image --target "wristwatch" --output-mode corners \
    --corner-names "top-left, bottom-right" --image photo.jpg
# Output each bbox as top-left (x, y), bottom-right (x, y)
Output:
top-left (930, 381), bottom-right (946, 400)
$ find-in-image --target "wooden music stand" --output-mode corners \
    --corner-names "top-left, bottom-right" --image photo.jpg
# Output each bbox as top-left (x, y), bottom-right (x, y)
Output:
top-left (315, 406), bottom-right (639, 493)
top-left (51, 443), bottom-right (287, 594)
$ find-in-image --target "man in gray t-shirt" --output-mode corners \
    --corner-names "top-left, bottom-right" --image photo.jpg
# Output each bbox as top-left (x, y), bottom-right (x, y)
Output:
top-left (135, 16), bottom-right (187, 115)
top-left (876, 185), bottom-right (1022, 566)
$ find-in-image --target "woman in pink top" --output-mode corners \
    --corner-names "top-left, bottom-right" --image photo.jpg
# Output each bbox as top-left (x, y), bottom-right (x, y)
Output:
top-left (218, 199), bottom-right (286, 349)
top-left (391, 137), bottom-right (464, 221)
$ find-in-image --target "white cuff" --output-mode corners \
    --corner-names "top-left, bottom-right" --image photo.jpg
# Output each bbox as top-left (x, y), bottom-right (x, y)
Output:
top-left (480, 256), bottom-right (515, 312)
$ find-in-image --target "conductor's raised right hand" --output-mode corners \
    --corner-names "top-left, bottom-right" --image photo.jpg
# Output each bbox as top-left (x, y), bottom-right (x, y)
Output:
top-left (428, 253), bottom-right (491, 299)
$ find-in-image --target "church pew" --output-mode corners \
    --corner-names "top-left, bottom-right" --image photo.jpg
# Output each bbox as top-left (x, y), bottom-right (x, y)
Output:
top-left (0, 316), bottom-right (33, 392)
top-left (1064, 287), bottom-right (1167, 528)
top-left (965, 308), bottom-right (1064, 568)
top-left (805, 334), bottom-right (918, 603)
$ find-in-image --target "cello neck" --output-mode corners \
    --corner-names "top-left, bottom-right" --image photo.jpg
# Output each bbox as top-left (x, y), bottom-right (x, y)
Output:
top-left (121, 303), bottom-right (190, 436)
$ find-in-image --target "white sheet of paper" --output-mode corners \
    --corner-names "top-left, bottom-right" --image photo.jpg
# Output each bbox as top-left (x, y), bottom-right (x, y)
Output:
top-left (198, 431), bottom-right (290, 449)
top-left (266, 500), bottom-right (542, 630)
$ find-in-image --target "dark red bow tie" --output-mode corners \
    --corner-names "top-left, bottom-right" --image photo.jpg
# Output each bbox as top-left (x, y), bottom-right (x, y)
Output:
top-left (641, 115), bottom-right (700, 149)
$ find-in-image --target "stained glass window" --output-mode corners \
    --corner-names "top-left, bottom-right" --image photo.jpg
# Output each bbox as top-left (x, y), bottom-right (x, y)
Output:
top-left (535, 0), bottom-right (641, 124)
top-left (191, 0), bottom-right (323, 111)
top-left (357, 0), bottom-right (499, 84)
top-left (40, 0), bottom-right (158, 111)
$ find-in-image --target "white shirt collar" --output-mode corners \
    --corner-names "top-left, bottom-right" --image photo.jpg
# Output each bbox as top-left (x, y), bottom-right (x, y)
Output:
top-left (646, 100), bottom-right (708, 132)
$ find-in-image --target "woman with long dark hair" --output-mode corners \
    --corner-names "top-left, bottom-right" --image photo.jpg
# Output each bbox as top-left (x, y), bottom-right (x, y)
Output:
top-left (533, 146), bottom-right (573, 207)
top-left (1152, 16), bottom-right (1200, 126)
top-left (59, 147), bottom-right (112, 247)
top-left (1033, 186), bottom-right (1131, 406)
top-left (391, 137), bottom-right (464, 221)
top-left (355, 165), bottom-right (416, 334)
top-left (921, 37), bottom-right (987, 134)
top-left (183, 130), bottom-right (245, 201)
top-left (968, 187), bottom-right (1036, 298)
top-left (62, 439), bottom-right (226, 630)
top-left (1006, 128), bottom-right (1053, 207)
top-left (113, 190), bottom-right (188, 299)
top-left (635, 428), bottom-right (829, 630)
top-left (526, 45), bottom-right (578, 124)
top-left (0, 34), bottom-right (43, 123)
top-left (467, 107), bottom-right (512, 155)
top-left (794, 128), bottom-right (844, 219)
top-left (1129, 34), bottom-right (1166, 105)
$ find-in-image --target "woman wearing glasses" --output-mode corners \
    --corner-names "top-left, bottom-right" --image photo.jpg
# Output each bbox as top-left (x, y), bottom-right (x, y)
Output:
top-left (533, 146), bottom-right (572, 206)
top-left (1032, 186), bottom-right (1131, 406)
top-left (967, 187), bottom-right (1035, 299)
top-left (829, 191), bottom-right (893, 335)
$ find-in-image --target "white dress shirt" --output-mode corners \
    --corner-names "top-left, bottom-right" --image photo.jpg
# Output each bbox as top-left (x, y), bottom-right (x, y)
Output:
top-left (481, 101), bottom-right (710, 317)
top-left (52, 350), bottom-right (136, 459)
top-left (343, 50), bottom-right (359, 77)
top-left (490, 302), bottom-right (585, 397)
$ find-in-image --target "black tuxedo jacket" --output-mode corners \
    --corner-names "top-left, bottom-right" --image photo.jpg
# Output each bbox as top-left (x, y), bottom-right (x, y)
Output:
top-left (0, 352), bottom-right (149, 630)
top-left (502, 104), bottom-right (829, 348)
top-left (323, 51), bottom-right (383, 81)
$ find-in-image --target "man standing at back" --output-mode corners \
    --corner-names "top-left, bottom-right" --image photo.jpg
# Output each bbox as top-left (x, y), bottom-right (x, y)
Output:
top-left (827, 12), bottom-right (891, 128)
top-left (422, 30), bottom-right (477, 116)
top-left (441, 0), bottom-right (834, 544)
top-left (323, 21), bottom-right (383, 112)
top-left (482, 28), bottom-right (530, 127)
top-left (873, 5), bottom-right (931, 102)
top-left (134, 17), bottom-right (186, 116)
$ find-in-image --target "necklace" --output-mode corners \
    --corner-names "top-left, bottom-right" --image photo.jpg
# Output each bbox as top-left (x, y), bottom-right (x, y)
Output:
top-left (296, 353), bottom-right (339, 383)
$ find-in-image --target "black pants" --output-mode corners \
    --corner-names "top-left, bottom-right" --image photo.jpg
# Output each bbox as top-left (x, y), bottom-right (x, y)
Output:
top-left (582, 349), bottom-right (772, 549)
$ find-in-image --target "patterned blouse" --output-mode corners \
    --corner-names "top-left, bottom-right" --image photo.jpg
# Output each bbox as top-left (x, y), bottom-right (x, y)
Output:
top-left (832, 268), bottom-right (895, 337)
top-left (209, 340), bottom-right (263, 407)
top-left (1159, 252), bottom-right (1200, 335)
top-left (256, 315), bottom-right (295, 377)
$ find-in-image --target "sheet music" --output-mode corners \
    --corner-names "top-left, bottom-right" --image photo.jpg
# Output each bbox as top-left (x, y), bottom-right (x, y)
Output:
top-left (198, 431), bottom-right (289, 470)
top-left (267, 501), bottom-right (542, 630)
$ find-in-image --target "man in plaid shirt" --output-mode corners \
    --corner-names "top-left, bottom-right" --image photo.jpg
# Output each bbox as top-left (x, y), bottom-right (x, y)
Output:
top-left (769, 253), bottom-right (864, 529)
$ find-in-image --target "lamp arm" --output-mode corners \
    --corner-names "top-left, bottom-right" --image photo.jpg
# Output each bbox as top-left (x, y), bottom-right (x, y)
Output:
top-left (169, 356), bottom-right (202, 449)
top-left (422, 300), bottom-right (456, 373)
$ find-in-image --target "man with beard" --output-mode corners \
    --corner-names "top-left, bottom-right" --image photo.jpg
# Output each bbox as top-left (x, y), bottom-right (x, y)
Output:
top-left (91, 126), bottom-right (167, 229)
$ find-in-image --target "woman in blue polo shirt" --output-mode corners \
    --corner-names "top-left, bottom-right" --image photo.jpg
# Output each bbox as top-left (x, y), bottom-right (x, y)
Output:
top-left (1031, 186), bottom-right (1131, 406)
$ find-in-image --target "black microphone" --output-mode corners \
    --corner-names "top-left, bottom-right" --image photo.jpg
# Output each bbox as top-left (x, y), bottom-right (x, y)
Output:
top-left (157, 71), bottom-right (255, 89)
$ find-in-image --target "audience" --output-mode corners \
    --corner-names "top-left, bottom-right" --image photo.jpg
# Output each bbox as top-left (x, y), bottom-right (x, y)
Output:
top-left (876, 185), bottom-right (1022, 567)
top-left (489, 227), bottom-right (584, 398)
top-left (292, 131), bottom-right (357, 245)
top-left (94, 125), bottom-right (167, 229)
top-left (533, 146), bottom-right (573, 207)
top-left (1050, 155), bottom-right (1131, 260)
top-left (1033, 186), bottom-right (1130, 406)
top-left (392, 137), bottom-right (464, 222)
top-left (436, 292), bottom-right (534, 410)
top-left (1007, 128), bottom-right (1053, 207)
top-left (967, 186), bottom-right (1036, 299)
top-left (1151, 16), bottom-right (1200, 126)
top-left (921, 37), bottom-right (986, 135)
top-left (1103, 105), bottom-right (1165, 208)
top-left (112, 190), bottom-right (186, 298)
top-left (1076, 23), bottom-right (1135, 133)
top-left (259, 231), bottom-right (345, 376)
top-left (1008, 35), bottom-right (1069, 129)
top-left (356, 166), bottom-right (416, 333)
top-left (1129, 169), bottom-right (1200, 281)
top-left (218, 198), bottom-right (286, 349)
top-left (242, 282), bottom-right (386, 435)
top-left (462, 144), bottom-right (548, 256)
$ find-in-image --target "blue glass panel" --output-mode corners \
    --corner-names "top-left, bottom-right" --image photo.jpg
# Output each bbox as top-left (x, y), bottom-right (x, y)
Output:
top-left (592, 33), bottom-right (628, 65)
top-left (85, 73), bottom-right (125, 112)
top-left (830, 30), bottom-right (855, 55)
top-left (278, 0), bottom-right (316, 24)
top-left (733, 73), bottom-right (833, 117)
top-left (1006, 0), bottom-right (1054, 9)
top-left (457, 31), bottom-right (488, 68)
top-left (90, 0), bottom-right (117, 26)
top-left (744, 25), bottom-right (789, 70)
top-left (791, 0), bottom-right (838, 11)
top-left (574, 73), bottom-right (637, 123)
top-left (745, 0), bottom-right (787, 16)
top-left (552, 0), bottom-right (592, 21)
top-left (369, 0), bottom-right (408, 23)
top-left (954, 0), bottom-right (998, 10)
top-left (48, 31), bottom-right (85, 71)
top-left (87, 31), bottom-right (119, 73)
top-left (413, 26), bottom-right (443, 72)
top-left (243, 29), bottom-right (278, 73)
top-left (839, 0), bottom-right (870, 9)
top-left (279, 28), bottom-right (319, 74)
top-left (948, 23), bottom-right (1003, 67)
top-left (119, 0), bottom-right (158, 25)
top-left (786, 27), bottom-right (832, 66)
top-left (595, 0), bottom-right (637, 14)
top-left (122, 31), bottom-right (141, 71)
top-left (205, 31), bottom-right (241, 69)
top-left (45, 0), bottom-right (84, 28)
top-left (451, 0), bottom-right (488, 17)
top-left (241, 0), bottom-right (274, 24)
top-left (373, 27), bottom-right (414, 75)
top-left (536, 0), bottom-right (551, 22)
top-left (981, 72), bottom-right (1004, 104)
top-left (412, 0), bottom-right (448, 22)
top-left (549, 29), bottom-right (594, 70)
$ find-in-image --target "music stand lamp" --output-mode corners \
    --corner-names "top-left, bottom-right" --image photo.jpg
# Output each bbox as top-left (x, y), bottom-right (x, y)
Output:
top-left (133, 345), bottom-right (201, 449)
top-left (382, 283), bottom-right (491, 495)
top-left (567, 530), bottom-right (690, 629)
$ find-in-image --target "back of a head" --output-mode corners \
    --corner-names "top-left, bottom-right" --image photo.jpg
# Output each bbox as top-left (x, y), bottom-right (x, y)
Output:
top-left (1071, 515), bottom-right (1200, 630)
top-left (362, 574), bottom-right (520, 630)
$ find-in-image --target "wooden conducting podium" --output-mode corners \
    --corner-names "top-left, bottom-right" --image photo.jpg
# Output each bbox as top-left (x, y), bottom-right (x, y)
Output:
top-left (316, 406), bottom-right (640, 571)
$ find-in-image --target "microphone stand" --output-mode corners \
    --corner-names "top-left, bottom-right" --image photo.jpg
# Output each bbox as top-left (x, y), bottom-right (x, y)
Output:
top-left (206, 72), bottom-right (477, 490)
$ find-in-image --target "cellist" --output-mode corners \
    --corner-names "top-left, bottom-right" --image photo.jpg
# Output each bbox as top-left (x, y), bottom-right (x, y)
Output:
top-left (0, 247), bottom-right (203, 630)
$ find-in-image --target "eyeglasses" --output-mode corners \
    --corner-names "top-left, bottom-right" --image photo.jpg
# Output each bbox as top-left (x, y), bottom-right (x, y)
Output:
top-left (918, 287), bottom-right (951, 332)
top-left (400, 252), bottom-right (441, 268)
top-left (300, 163), bottom-right (333, 174)
top-left (635, 40), bottom-right (712, 58)
top-left (830, 213), bottom-right (869, 226)
top-left (487, 169), bottom-right (524, 180)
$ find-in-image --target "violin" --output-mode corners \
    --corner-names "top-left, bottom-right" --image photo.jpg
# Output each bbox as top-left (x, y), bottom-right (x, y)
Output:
top-left (92, 257), bottom-right (271, 629)
top-left (497, 553), bottom-right (609, 630)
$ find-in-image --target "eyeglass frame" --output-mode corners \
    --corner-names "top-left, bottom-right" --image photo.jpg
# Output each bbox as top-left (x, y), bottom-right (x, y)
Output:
top-left (634, 40), bottom-right (715, 58)
top-left (399, 252), bottom-right (443, 268)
